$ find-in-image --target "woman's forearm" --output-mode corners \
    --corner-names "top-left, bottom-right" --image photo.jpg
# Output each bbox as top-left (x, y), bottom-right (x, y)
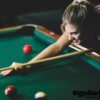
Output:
top-left (27, 43), bottom-right (62, 64)
top-left (26, 33), bottom-right (71, 64)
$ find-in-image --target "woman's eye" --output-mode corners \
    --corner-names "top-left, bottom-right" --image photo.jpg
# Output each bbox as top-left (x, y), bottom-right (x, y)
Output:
top-left (71, 31), bottom-right (80, 35)
top-left (70, 32), bottom-right (76, 35)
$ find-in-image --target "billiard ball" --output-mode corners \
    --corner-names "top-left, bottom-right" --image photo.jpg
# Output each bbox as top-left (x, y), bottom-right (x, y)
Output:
top-left (34, 91), bottom-right (47, 100)
top-left (5, 85), bottom-right (17, 96)
top-left (23, 44), bottom-right (32, 54)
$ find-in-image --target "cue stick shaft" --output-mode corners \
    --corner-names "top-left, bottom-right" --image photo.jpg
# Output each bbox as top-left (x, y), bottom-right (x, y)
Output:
top-left (69, 44), bottom-right (100, 61)
top-left (0, 49), bottom-right (92, 71)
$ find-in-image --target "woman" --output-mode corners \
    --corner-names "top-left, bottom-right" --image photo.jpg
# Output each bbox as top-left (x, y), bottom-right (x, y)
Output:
top-left (1, 0), bottom-right (100, 75)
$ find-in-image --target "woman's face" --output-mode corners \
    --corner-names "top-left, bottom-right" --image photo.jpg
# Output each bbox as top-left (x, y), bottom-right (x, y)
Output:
top-left (61, 19), bottom-right (81, 45)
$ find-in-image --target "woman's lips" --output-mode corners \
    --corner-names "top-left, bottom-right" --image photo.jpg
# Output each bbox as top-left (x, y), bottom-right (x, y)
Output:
top-left (72, 38), bottom-right (80, 44)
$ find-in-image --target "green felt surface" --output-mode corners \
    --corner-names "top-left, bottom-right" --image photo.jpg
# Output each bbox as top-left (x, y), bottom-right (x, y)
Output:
top-left (0, 27), bottom-right (100, 100)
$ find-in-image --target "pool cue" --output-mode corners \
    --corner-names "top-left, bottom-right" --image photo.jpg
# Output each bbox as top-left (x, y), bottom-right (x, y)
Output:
top-left (0, 49), bottom-right (92, 72)
top-left (69, 44), bottom-right (100, 61)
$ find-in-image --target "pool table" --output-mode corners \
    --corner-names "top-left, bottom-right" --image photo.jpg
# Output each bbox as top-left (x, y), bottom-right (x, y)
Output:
top-left (0, 24), bottom-right (100, 100)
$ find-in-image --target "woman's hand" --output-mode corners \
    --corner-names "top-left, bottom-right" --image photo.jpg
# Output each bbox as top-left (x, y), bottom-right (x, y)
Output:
top-left (0, 62), bottom-right (25, 76)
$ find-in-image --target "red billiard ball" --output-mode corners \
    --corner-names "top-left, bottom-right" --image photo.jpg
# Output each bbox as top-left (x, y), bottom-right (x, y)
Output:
top-left (23, 44), bottom-right (32, 54)
top-left (5, 85), bottom-right (17, 96)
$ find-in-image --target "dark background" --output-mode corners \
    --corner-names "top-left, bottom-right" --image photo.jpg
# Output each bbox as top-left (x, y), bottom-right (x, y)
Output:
top-left (0, 0), bottom-right (99, 33)
top-left (0, 0), bottom-right (72, 33)
top-left (0, 0), bottom-right (71, 16)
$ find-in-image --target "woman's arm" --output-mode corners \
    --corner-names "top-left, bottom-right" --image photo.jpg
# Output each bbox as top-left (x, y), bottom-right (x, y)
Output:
top-left (0, 32), bottom-right (72, 76)
top-left (27, 33), bottom-right (71, 64)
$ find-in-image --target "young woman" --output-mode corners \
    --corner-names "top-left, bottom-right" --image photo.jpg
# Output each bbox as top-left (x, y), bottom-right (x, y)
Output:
top-left (1, 0), bottom-right (100, 75)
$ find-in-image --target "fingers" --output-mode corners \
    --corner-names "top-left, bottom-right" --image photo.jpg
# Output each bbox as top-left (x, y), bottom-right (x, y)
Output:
top-left (0, 62), bottom-right (28, 76)
top-left (12, 62), bottom-right (19, 70)
top-left (12, 62), bottom-right (30, 69)
top-left (0, 62), bottom-right (18, 76)
top-left (0, 69), bottom-right (13, 76)
top-left (0, 64), bottom-right (15, 76)
top-left (12, 62), bottom-right (23, 70)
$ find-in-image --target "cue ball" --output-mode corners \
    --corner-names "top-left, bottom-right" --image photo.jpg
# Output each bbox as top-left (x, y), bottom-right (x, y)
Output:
top-left (23, 44), bottom-right (32, 54)
top-left (34, 91), bottom-right (47, 100)
top-left (5, 85), bottom-right (17, 96)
